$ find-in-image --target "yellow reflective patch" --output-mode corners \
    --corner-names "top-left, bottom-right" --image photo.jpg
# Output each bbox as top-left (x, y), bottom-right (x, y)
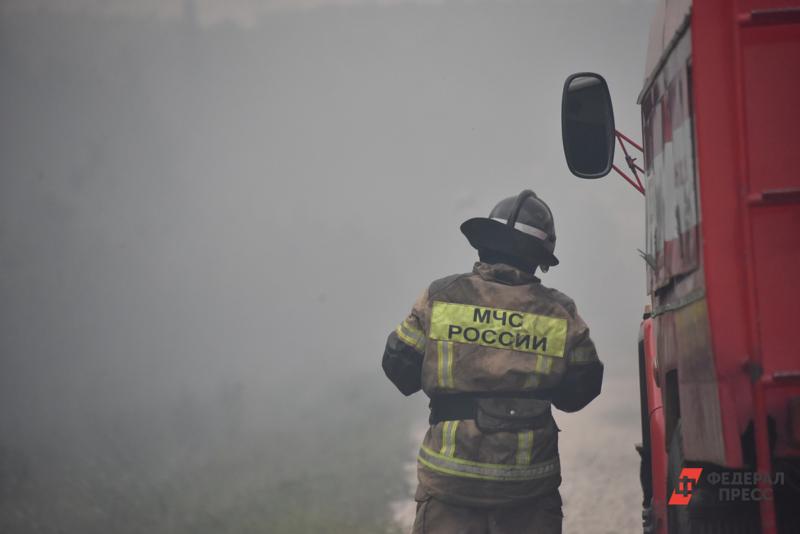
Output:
top-left (396, 319), bottom-right (426, 352)
top-left (429, 301), bottom-right (567, 357)
top-left (439, 421), bottom-right (458, 457)
top-left (435, 340), bottom-right (455, 388)
top-left (401, 318), bottom-right (424, 339)
top-left (516, 430), bottom-right (534, 465)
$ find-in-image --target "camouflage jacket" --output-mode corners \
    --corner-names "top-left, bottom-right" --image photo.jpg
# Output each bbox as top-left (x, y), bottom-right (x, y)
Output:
top-left (382, 262), bottom-right (603, 507)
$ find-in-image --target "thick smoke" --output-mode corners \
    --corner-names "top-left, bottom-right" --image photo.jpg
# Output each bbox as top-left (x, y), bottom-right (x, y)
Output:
top-left (0, 2), bottom-right (653, 532)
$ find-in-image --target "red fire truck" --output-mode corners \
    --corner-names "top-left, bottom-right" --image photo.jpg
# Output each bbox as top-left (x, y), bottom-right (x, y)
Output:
top-left (560, 1), bottom-right (800, 532)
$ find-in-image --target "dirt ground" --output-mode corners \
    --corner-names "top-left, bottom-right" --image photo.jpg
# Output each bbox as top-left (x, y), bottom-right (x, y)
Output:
top-left (389, 376), bottom-right (642, 533)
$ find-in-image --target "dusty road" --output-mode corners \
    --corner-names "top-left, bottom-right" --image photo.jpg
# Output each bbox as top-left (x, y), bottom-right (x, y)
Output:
top-left (390, 376), bottom-right (642, 533)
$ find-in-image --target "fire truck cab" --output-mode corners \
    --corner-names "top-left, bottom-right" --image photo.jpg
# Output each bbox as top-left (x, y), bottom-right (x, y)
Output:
top-left (561, 1), bottom-right (800, 533)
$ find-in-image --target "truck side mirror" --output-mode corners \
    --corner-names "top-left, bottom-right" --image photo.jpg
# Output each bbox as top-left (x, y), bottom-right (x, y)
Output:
top-left (561, 73), bottom-right (616, 178)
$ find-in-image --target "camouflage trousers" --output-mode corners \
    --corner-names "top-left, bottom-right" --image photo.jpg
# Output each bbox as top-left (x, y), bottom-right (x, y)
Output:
top-left (411, 491), bottom-right (562, 534)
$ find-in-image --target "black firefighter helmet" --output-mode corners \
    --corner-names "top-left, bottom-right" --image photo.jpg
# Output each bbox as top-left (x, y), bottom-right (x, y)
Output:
top-left (460, 190), bottom-right (559, 269)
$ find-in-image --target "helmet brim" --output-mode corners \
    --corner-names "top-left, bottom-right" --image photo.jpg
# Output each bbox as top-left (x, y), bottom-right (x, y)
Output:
top-left (460, 217), bottom-right (560, 267)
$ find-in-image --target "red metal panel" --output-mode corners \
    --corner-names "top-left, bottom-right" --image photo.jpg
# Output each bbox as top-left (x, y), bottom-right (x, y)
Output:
top-left (739, 16), bottom-right (800, 398)
top-left (691, 0), bottom-right (752, 468)
top-left (739, 0), bottom-right (800, 9)
top-left (691, 2), bottom-right (800, 530)
top-left (750, 206), bottom-right (800, 378)
top-left (731, 4), bottom-right (800, 530)
top-left (749, 199), bottom-right (800, 458)
top-left (741, 21), bottom-right (800, 193)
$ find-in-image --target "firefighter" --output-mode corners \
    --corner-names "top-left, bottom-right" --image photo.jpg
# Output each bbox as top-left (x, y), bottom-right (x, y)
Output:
top-left (382, 190), bottom-right (603, 534)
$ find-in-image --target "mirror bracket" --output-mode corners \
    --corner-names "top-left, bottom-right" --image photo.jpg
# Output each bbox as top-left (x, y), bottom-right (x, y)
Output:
top-left (612, 130), bottom-right (645, 195)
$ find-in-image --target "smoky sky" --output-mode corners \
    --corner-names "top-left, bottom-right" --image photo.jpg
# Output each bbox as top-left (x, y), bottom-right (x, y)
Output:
top-left (0, 1), bottom-right (654, 531)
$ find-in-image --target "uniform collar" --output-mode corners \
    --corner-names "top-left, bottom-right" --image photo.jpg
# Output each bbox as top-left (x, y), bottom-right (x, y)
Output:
top-left (473, 262), bottom-right (540, 286)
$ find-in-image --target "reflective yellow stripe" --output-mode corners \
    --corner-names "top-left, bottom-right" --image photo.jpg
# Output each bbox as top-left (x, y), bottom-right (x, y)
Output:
top-left (401, 318), bottom-right (424, 340)
top-left (436, 340), bottom-right (455, 388)
top-left (396, 319), bottom-right (426, 353)
top-left (396, 327), bottom-right (418, 347)
top-left (429, 301), bottom-right (567, 357)
top-left (516, 430), bottom-right (535, 465)
top-left (437, 340), bottom-right (445, 387)
top-left (439, 421), bottom-right (459, 457)
top-left (445, 341), bottom-right (454, 387)
top-left (418, 445), bottom-right (559, 482)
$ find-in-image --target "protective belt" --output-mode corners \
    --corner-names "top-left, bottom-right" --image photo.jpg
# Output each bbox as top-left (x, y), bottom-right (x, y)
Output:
top-left (429, 395), bottom-right (477, 424)
top-left (429, 394), bottom-right (553, 428)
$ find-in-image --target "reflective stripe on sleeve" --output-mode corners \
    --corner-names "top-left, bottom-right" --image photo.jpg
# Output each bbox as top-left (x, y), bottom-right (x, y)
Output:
top-left (396, 319), bottom-right (426, 353)
top-left (418, 446), bottom-right (559, 482)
